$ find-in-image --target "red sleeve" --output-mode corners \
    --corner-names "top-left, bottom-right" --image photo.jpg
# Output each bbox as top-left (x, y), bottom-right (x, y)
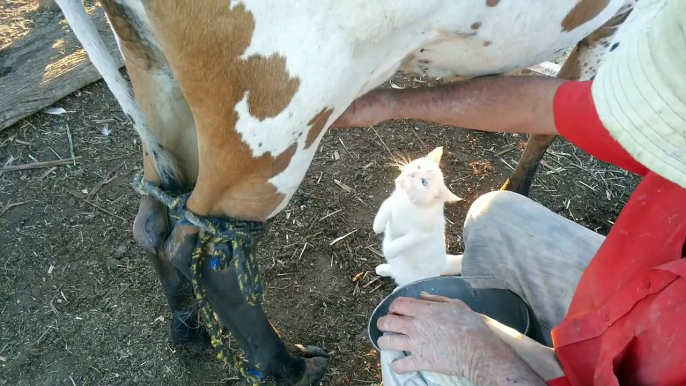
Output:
top-left (553, 80), bottom-right (648, 176)
top-left (546, 376), bottom-right (571, 386)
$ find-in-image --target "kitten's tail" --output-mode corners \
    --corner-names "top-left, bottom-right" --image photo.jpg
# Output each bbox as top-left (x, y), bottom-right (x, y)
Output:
top-left (442, 254), bottom-right (463, 276)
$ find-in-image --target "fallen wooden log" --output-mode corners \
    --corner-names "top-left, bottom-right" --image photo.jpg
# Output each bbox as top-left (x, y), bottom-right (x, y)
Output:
top-left (0, 4), bottom-right (123, 132)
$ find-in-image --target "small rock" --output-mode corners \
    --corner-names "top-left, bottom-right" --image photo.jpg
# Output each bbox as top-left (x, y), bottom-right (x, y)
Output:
top-left (115, 243), bottom-right (128, 258)
top-left (106, 258), bottom-right (119, 270)
top-left (69, 168), bottom-right (84, 177)
top-left (28, 346), bottom-right (40, 358)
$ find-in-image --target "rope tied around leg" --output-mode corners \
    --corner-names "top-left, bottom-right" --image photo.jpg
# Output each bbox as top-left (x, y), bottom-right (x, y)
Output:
top-left (132, 172), bottom-right (267, 385)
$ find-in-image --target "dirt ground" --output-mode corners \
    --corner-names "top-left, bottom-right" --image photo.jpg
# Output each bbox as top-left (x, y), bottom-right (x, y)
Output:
top-left (1, 2), bottom-right (641, 386)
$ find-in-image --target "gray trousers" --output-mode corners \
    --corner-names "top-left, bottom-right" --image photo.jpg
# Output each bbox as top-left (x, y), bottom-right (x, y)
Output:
top-left (380, 191), bottom-right (605, 386)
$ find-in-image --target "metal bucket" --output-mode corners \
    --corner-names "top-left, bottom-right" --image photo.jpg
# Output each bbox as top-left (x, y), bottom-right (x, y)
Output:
top-left (368, 275), bottom-right (545, 351)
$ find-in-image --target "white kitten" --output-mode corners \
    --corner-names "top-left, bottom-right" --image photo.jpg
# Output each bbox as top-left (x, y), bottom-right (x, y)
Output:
top-left (373, 147), bottom-right (463, 288)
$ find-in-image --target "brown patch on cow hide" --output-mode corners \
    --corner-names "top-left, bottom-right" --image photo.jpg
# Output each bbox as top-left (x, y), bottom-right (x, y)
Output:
top-left (143, 0), bottom-right (301, 221)
top-left (486, 0), bottom-right (500, 7)
top-left (559, 3), bottom-right (632, 80)
top-left (577, 3), bottom-right (632, 43)
top-left (471, 21), bottom-right (482, 30)
top-left (243, 54), bottom-right (301, 120)
top-left (305, 108), bottom-right (335, 149)
top-left (561, 0), bottom-right (610, 32)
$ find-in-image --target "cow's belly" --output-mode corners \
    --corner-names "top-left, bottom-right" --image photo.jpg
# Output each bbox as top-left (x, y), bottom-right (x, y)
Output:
top-left (395, 0), bottom-right (628, 80)
top-left (401, 35), bottom-right (569, 79)
top-left (355, 0), bottom-right (628, 98)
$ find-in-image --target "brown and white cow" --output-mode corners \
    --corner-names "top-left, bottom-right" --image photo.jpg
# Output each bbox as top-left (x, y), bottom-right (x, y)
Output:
top-left (54, 0), bottom-right (635, 384)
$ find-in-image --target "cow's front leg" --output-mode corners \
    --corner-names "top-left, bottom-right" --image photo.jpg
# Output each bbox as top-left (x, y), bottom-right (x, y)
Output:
top-left (132, 197), bottom-right (210, 350)
top-left (140, 2), bottom-right (330, 383)
top-left (136, 196), bottom-right (327, 384)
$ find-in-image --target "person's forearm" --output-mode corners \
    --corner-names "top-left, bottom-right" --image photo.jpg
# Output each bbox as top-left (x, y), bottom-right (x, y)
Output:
top-left (479, 314), bottom-right (564, 384)
top-left (372, 75), bottom-right (566, 135)
top-left (470, 341), bottom-right (548, 386)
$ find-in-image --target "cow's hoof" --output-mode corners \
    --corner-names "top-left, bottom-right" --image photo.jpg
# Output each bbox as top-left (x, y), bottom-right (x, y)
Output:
top-left (500, 177), bottom-right (530, 197)
top-left (169, 314), bottom-right (211, 351)
top-left (290, 344), bottom-right (328, 359)
top-left (291, 357), bottom-right (327, 386)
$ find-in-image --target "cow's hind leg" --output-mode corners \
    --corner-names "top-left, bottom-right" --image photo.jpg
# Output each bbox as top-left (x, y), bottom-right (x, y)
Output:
top-left (133, 198), bottom-right (210, 350)
top-left (501, 6), bottom-right (633, 196)
top-left (124, 59), bottom-right (206, 350)
top-left (95, 0), bottom-right (208, 349)
top-left (126, 68), bottom-right (206, 350)
top-left (136, 1), bottom-right (328, 384)
top-left (134, 179), bottom-right (327, 384)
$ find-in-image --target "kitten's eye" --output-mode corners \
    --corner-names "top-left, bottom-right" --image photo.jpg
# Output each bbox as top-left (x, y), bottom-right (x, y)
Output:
top-left (421, 178), bottom-right (428, 186)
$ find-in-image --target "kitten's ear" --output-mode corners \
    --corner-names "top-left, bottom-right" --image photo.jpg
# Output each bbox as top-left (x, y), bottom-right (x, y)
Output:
top-left (427, 146), bottom-right (443, 165)
top-left (438, 185), bottom-right (462, 203)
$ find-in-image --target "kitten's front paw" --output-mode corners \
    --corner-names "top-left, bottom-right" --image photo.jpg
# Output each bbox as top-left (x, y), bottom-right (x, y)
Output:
top-left (442, 254), bottom-right (463, 276)
top-left (375, 264), bottom-right (392, 277)
top-left (372, 221), bottom-right (385, 234)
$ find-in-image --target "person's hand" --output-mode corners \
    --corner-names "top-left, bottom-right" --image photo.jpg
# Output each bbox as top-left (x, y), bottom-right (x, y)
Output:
top-left (377, 292), bottom-right (513, 379)
top-left (332, 90), bottom-right (393, 128)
